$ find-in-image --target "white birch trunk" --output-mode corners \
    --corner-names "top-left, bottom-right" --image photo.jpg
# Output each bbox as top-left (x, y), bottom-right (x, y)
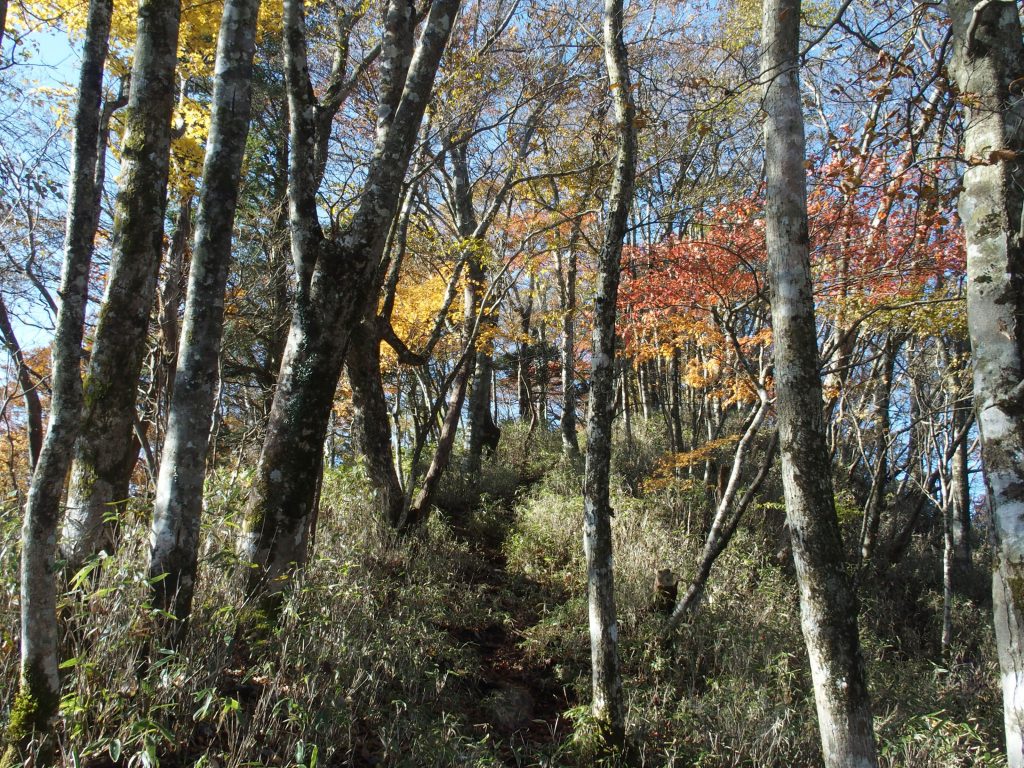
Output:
top-left (5, 0), bottom-right (113, 757)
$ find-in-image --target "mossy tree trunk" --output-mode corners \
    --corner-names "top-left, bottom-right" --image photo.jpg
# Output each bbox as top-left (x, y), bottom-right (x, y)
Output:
top-left (148, 0), bottom-right (262, 632)
top-left (948, 1), bottom-right (1024, 762)
top-left (582, 0), bottom-right (636, 742)
top-left (348, 312), bottom-right (407, 527)
top-left (241, 0), bottom-right (460, 599)
top-left (61, 0), bottom-right (183, 570)
top-left (761, 0), bottom-right (879, 765)
top-left (6, 0), bottom-right (114, 760)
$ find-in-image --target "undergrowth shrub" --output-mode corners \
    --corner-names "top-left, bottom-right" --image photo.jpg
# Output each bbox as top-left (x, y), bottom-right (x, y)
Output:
top-left (503, 475), bottom-right (1005, 767)
top-left (0, 441), bottom-right (1007, 767)
top-left (611, 420), bottom-right (669, 497)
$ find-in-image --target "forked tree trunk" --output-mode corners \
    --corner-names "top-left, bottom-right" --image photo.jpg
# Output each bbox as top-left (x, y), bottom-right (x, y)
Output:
top-left (407, 356), bottom-right (473, 522)
top-left (665, 390), bottom-right (775, 630)
top-left (148, 0), bottom-right (262, 631)
top-left (241, 0), bottom-right (460, 600)
top-left (4, 0), bottom-right (113, 759)
top-left (582, 0), bottom-right (636, 743)
top-left (761, 0), bottom-right (878, 765)
top-left (62, 0), bottom-right (183, 569)
top-left (948, 1), bottom-right (1024, 762)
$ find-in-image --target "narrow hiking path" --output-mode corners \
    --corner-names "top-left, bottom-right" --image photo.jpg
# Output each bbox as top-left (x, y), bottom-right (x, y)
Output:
top-left (440, 484), bottom-right (579, 759)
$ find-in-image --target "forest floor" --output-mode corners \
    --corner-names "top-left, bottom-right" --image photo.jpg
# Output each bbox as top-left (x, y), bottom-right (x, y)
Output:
top-left (437, 484), bottom-right (579, 762)
top-left (0, 434), bottom-right (1010, 767)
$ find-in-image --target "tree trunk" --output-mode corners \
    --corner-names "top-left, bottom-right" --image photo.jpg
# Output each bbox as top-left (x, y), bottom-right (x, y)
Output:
top-left (948, 336), bottom-right (973, 576)
top-left (949, 2), bottom-right (1024, 762)
top-left (669, 349), bottom-right (684, 452)
top-left (4, 0), bottom-right (113, 758)
top-left (62, 0), bottom-right (183, 569)
top-left (761, 0), bottom-right (878, 765)
top-left (581, 0), bottom-right (636, 743)
top-left (147, 0), bottom-right (261, 631)
top-left (407, 356), bottom-right (473, 523)
top-left (348, 315), bottom-right (406, 527)
top-left (860, 338), bottom-right (896, 564)
top-left (0, 1), bottom-right (8, 56)
top-left (241, 0), bottom-right (460, 600)
top-left (558, 233), bottom-right (580, 459)
top-left (0, 297), bottom-right (43, 470)
top-left (950, 404), bottom-right (972, 572)
top-left (942, 485), bottom-right (955, 653)
top-left (149, 199), bottom-right (192, 459)
top-left (466, 349), bottom-right (498, 469)
top-left (454, 139), bottom-right (501, 476)
top-left (665, 391), bottom-right (774, 630)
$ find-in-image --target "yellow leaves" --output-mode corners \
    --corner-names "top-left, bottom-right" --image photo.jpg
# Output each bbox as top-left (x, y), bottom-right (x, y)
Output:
top-left (740, 327), bottom-right (772, 349)
top-left (643, 436), bottom-right (740, 493)
top-left (475, 323), bottom-right (502, 355)
top-left (684, 356), bottom-right (721, 390)
top-left (170, 97), bottom-right (213, 195)
top-left (16, 0), bottom-right (295, 194)
top-left (718, 0), bottom-right (761, 54)
top-left (382, 268), bottom-right (459, 371)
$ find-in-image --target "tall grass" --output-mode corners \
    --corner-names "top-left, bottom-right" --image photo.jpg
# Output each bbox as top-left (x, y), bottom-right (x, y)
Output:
top-left (0, 426), bottom-right (1007, 766)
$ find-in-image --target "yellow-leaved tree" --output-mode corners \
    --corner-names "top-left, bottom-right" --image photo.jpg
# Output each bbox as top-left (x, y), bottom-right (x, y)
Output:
top-left (11, 0), bottom-right (285, 193)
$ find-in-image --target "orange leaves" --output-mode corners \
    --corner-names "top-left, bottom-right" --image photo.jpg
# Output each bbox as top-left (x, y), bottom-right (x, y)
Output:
top-left (643, 436), bottom-right (740, 493)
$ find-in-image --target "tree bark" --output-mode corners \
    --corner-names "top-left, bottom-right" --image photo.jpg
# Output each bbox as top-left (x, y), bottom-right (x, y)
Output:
top-left (0, 297), bottom-right (43, 470)
top-left (241, 0), bottom-right (460, 599)
top-left (62, 0), bottom-right (183, 569)
top-left (939, 336), bottom-right (973, 583)
top-left (950, 398), bottom-right (972, 573)
top-left (558, 230), bottom-right (580, 459)
top-left (0, 1), bottom-right (7, 55)
top-left (860, 338), bottom-right (896, 564)
top-left (348, 314), bottom-right (406, 527)
top-left (4, 0), bottom-right (113, 758)
top-left (150, 199), bottom-right (193, 458)
top-left (581, 0), bottom-right (636, 743)
top-left (407, 356), bottom-right (473, 522)
top-left (450, 142), bottom-right (500, 477)
top-left (147, 0), bottom-right (262, 631)
top-left (948, 1), bottom-right (1024, 762)
top-left (761, 0), bottom-right (878, 765)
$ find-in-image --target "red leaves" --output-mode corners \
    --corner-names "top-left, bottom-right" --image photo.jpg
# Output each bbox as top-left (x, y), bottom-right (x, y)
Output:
top-left (619, 146), bottom-right (964, 370)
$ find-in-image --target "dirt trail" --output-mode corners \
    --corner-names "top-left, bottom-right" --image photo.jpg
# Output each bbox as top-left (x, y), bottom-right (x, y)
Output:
top-left (443, 498), bottom-right (577, 757)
